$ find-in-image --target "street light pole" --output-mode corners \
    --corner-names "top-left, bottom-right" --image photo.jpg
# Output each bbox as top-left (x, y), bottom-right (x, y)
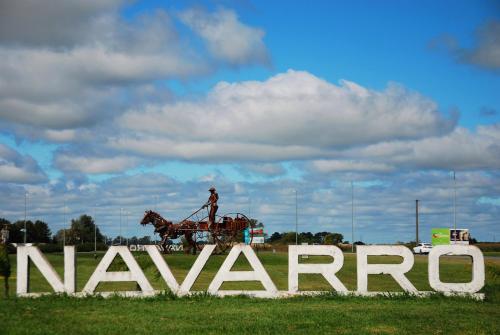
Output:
top-left (351, 181), bottom-right (354, 253)
top-left (416, 200), bottom-right (419, 244)
top-left (453, 171), bottom-right (457, 243)
top-left (24, 192), bottom-right (27, 244)
top-left (120, 208), bottom-right (123, 245)
top-left (295, 189), bottom-right (298, 245)
top-left (63, 197), bottom-right (66, 246)
top-left (94, 204), bottom-right (97, 257)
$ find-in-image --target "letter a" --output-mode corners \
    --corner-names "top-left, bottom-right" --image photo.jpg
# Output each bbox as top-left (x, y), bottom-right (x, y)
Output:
top-left (83, 246), bottom-right (153, 295)
top-left (208, 244), bottom-right (278, 297)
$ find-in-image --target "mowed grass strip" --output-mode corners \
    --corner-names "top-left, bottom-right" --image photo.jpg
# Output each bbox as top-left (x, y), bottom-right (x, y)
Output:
top-left (0, 251), bottom-right (499, 335)
top-left (0, 294), bottom-right (498, 335)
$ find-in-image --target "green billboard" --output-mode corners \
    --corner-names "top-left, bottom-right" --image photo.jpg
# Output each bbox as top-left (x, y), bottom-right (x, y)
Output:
top-left (431, 228), bottom-right (450, 246)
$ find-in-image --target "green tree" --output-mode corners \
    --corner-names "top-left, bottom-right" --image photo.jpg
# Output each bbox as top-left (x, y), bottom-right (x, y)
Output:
top-left (313, 232), bottom-right (329, 244)
top-left (268, 232), bottom-right (282, 243)
top-left (281, 232), bottom-right (297, 244)
top-left (64, 215), bottom-right (104, 245)
top-left (9, 221), bottom-right (27, 243)
top-left (138, 236), bottom-right (152, 244)
top-left (7, 220), bottom-right (51, 243)
top-left (299, 232), bottom-right (314, 244)
top-left (54, 229), bottom-right (70, 244)
top-left (324, 233), bottom-right (343, 245)
top-left (32, 220), bottom-right (52, 243)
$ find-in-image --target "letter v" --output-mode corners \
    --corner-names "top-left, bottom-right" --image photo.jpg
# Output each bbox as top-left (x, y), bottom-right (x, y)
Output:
top-left (145, 244), bottom-right (216, 296)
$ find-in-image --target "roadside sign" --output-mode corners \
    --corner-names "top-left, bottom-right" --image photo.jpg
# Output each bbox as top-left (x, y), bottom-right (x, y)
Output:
top-left (432, 228), bottom-right (470, 245)
top-left (245, 227), bottom-right (265, 244)
top-left (431, 228), bottom-right (450, 246)
top-left (450, 229), bottom-right (470, 245)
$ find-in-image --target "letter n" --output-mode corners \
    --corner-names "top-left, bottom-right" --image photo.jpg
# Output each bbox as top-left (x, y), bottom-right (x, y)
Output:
top-left (17, 246), bottom-right (76, 295)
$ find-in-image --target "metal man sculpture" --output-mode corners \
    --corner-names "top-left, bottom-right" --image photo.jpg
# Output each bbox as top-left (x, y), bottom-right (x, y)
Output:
top-left (203, 187), bottom-right (219, 226)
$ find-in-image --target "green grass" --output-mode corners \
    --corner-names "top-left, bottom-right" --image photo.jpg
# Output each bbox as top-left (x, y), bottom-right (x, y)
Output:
top-left (1, 251), bottom-right (499, 334)
top-left (484, 251), bottom-right (500, 257)
top-left (1, 294), bottom-right (499, 335)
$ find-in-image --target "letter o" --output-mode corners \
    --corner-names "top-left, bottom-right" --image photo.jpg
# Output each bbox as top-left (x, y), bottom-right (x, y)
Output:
top-left (428, 245), bottom-right (484, 293)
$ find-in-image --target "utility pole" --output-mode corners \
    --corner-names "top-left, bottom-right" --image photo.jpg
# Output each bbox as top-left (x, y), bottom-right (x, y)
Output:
top-left (453, 171), bottom-right (457, 243)
top-left (351, 181), bottom-right (354, 253)
top-left (64, 198), bottom-right (67, 246)
top-left (295, 189), bottom-right (298, 245)
top-left (416, 200), bottom-right (419, 244)
top-left (248, 196), bottom-right (251, 218)
top-left (24, 192), bottom-right (27, 244)
top-left (63, 198), bottom-right (66, 246)
top-left (119, 208), bottom-right (123, 245)
top-left (126, 211), bottom-right (129, 247)
top-left (154, 196), bottom-right (158, 244)
top-left (94, 204), bottom-right (97, 258)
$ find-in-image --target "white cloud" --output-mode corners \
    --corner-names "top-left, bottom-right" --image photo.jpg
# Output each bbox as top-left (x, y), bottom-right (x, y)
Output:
top-left (0, 144), bottom-right (47, 183)
top-left (54, 154), bottom-right (140, 174)
top-left (0, 0), bottom-right (124, 47)
top-left (311, 160), bottom-right (394, 173)
top-left (432, 20), bottom-right (500, 71)
top-left (108, 136), bottom-right (327, 162)
top-left (240, 163), bottom-right (287, 177)
top-left (179, 8), bottom-right (269, 66)
top-left (0, 10), bottom-right (207, 130)
top-left (461, 20), bottom-right (500, 70)
top-left (0, 3), bottom-right (234, 133)
top-left (342, 125), bottom-right (500, 171)
top-left (43, 129), bottom-right (79, 142)
top-left (118, 70), bottom-right (455, 160)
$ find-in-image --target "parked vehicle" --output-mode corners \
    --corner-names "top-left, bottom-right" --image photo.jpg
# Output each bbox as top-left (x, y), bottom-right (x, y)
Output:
top-left (413, 243), bottom-right (433, 254)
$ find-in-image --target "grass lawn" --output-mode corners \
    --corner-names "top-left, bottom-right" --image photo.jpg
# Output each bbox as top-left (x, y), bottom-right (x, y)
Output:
top-left (0, 250), bottom-right (499, 334)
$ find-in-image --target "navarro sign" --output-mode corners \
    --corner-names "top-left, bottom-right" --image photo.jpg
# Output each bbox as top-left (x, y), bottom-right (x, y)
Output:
top-left (16, 244), bottom-right (485, 298)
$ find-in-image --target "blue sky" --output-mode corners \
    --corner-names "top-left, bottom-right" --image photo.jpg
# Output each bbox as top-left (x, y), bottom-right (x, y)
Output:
top-left (0, 0), bottom-right (499, 243)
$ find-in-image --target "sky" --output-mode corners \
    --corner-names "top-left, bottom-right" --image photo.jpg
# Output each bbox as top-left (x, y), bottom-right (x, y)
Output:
top-left (0, 0), bottom-right (499, 244)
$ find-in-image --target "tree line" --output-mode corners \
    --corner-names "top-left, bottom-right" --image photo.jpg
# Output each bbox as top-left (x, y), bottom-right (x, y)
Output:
top-left (0, 215), bottom-right (154, 249)
top-left (267, 231), bottom-right (361, 245)
top-left (1, 215), bottom-right (104, 245)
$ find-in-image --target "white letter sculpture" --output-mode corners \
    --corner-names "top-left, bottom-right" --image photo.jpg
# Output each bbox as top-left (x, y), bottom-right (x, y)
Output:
top-left (208, 244), bottom-right (278, 297)
top-left (17, 246), bottom-right (76, 295)
top-left (83, 246), bottom-right (153, 296)
top-left (145, 244), bottom-right (216, 296)
top-left (428, 245), bottom-right (484, 293)
top-left (289, 245), bottom-right (347, 293)
top-left (357, 245), bottom-right (418, 293)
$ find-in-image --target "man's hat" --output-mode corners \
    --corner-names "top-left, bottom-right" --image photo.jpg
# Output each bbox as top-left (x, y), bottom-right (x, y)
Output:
top-left (209, 186), bottom-right (216, 192)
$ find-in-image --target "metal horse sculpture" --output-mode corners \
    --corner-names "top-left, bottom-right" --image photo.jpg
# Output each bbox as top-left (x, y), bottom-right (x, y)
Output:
top-left (140, 210), bottom-right (198, 254)
top-left (140, 209), bottom-right (252, 254)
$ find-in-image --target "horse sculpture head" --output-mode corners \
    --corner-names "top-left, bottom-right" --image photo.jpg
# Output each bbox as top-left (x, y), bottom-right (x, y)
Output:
top-left (140, 210), bottom-right (158, 226)
top-left (140, 210), bottom-right (174, 230)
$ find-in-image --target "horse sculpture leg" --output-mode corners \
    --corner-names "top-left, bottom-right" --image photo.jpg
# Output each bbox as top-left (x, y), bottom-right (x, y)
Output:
top-left (185, 232), bottom-right (197, 255)
top-left (160, 234), bottom-right (169, 254)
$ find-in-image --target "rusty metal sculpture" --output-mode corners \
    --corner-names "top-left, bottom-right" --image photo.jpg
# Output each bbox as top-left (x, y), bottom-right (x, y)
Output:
top-left (140, 207), bottom-right (253, 254)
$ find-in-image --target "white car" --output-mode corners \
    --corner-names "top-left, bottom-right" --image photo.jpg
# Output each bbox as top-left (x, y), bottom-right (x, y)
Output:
top-left (413, 243), bottom-right (433, 254)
